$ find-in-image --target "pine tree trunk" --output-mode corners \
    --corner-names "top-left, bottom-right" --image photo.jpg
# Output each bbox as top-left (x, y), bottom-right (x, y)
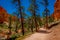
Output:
top-left (31, 19), bottom-right (33, 32)
top-left (33, 13), bottom-right (38, 32)
top-left (21, 18), bottom-right (24, 35)
top-left (7, 16), bottom-right (12, 39)
top-left (15, 23), bottom-right (18, 33)
top-left (45, 8), bottom-right (48, 29)
top-left (15, 18), bottom-right (19, 33)
top-left (17, 0), bottom-right (25, 35)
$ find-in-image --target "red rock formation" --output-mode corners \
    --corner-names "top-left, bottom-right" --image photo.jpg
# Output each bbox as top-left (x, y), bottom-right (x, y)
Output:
top-left (0, 6), bottom-right (8, 23)
top-left (52, 0), bottom-right (60, 21)
top-left (0, 6), bottom-right (16, 23)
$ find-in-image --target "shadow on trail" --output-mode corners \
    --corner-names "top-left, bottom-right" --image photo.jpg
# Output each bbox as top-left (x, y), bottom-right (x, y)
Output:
top-left (48, 22), bottom-right (60, 29)
top-left (37, 30), bottom-right (51, 34)
top-left (37, 22), bottom-right (60, 34)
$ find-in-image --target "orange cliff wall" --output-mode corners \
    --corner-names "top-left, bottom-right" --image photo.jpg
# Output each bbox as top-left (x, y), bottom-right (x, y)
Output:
top-left (0, 6), bottom-right (9, 23)
top-left (0, 6), bottom-right (16, 23)
top-left (52, 0), bottom-right (60, 21)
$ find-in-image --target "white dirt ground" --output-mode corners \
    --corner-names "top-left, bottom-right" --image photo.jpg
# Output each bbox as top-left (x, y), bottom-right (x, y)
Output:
top-left (24, 23), bottom-right (60, 40)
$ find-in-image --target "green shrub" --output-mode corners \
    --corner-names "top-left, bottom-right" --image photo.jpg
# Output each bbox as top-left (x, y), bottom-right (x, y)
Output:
top-left (10, 33), bottom-right (20, 40)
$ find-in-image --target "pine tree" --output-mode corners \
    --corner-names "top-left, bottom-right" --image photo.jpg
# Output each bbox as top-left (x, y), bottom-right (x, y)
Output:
top-left (28, 0), bottom-right (39, 32)
top-left (12, 0), bottom-right (25, 35)
top-left (40, 0), bottom-right (49, 29)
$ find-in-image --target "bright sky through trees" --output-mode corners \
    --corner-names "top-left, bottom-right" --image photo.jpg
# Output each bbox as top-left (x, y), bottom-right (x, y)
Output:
top-left (0, 0), bottom-right (56, 16)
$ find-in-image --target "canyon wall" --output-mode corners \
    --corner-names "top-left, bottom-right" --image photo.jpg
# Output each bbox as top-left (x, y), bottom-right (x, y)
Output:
top-left (0, 6), bottom-right (16, 23)
top-left (52, 0), bottom-right (60, 21)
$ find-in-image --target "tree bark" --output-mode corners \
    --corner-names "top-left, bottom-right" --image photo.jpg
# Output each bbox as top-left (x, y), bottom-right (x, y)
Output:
top-left (17, 0), bottom-right (25, 35)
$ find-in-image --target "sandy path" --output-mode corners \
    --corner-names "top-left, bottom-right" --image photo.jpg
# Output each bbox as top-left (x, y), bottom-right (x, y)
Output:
top-left (24, 28), bottom-right (51, 40)
top-left (24, 23), bottom-right (60, 40)
top-left (24, 32), bottom-right (49, 40)
top-left (48, 23), bottom-right (60, 40)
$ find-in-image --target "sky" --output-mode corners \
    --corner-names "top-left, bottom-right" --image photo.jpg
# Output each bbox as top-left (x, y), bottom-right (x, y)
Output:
top-left (0, 0), bottom-right (56, 16)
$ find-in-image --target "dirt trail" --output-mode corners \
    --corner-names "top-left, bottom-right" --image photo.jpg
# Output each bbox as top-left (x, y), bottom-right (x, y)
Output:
top-left (48, 23), bottom-right (60, 40)
top-left (24, 32), bottom-right (49, 40)
top-left (24, 23), bottom-right (60, 40)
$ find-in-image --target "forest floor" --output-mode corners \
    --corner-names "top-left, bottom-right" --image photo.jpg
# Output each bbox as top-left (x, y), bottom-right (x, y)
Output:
top-left (23, 23), bottom-right (60, 40)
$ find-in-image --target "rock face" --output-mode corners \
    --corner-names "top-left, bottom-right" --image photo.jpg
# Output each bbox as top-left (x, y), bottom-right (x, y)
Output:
top-left (0, 6), bottom-right (9, 23)
top-left (52, 0), bottom-right (60, 21)
top-left (0, 6), bottom-right (16, 24)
